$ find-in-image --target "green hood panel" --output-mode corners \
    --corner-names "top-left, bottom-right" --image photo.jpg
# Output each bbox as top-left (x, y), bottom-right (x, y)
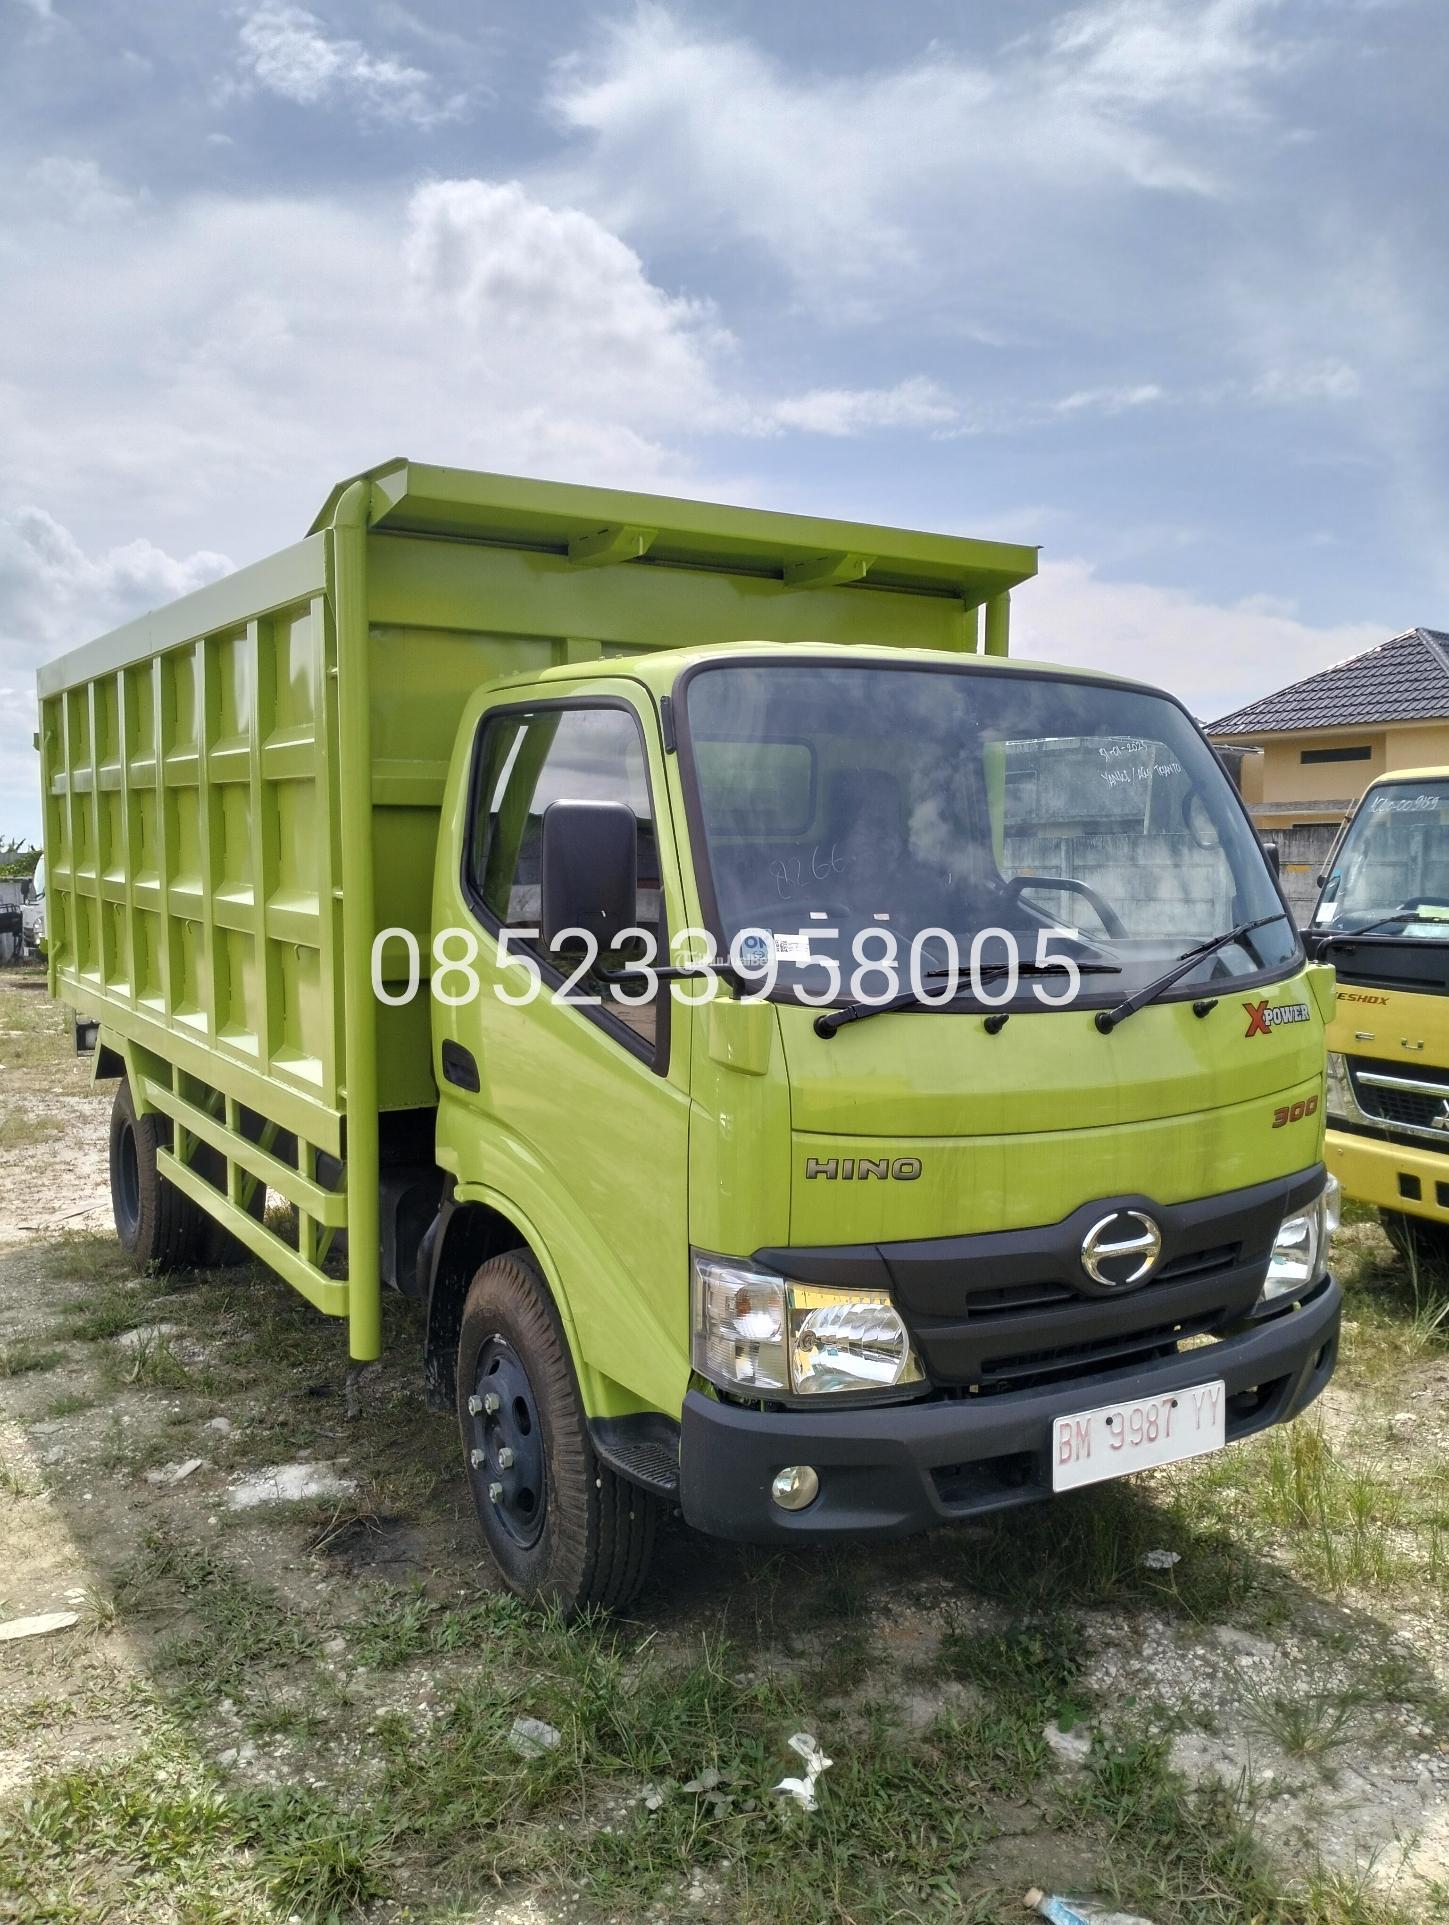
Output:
top-left (777, 977), bottom-right (1323, 1139)
top-left (788, 1070), bottom-right (1324, 1244)
top-left (775, 978), bottom-right (1327, 1244)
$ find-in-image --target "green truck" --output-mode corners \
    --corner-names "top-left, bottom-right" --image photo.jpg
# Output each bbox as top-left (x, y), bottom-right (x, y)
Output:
top-left (38, 459), bottom-right (1341, 1610)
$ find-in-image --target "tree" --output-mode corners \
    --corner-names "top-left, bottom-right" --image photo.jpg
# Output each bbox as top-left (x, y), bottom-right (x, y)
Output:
top-left (0, 839), bottom-right (40, 880)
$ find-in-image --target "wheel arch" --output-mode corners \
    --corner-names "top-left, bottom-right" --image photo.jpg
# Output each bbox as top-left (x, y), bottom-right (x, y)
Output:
top-left (422, 1182), bottom-right (583, 1411)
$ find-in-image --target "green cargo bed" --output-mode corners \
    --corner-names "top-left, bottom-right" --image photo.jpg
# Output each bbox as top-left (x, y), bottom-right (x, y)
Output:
top-left (37, 457), bottom-right (1037, 1355)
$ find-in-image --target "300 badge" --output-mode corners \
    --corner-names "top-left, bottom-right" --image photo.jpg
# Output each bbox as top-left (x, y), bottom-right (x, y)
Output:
top-left (1271, 1094), bottom-right (1320, 1128)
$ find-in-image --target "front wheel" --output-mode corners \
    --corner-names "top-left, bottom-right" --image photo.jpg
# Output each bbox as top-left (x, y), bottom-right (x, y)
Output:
top-left (1379, 1209), bottom-right (1449, 1271)
top-left (456, 1249), bottom-right (657, 1613)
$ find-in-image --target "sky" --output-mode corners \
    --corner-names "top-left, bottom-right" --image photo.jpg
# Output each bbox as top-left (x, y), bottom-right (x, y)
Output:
top-left (2, 0), bottom-right (1446, 842)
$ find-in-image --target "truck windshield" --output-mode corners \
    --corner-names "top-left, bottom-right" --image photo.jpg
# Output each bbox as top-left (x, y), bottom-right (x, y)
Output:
top-left (1314, 780), bottom-right (1449, 938)
top-left (680, 661), bottom-right (1298, 1009)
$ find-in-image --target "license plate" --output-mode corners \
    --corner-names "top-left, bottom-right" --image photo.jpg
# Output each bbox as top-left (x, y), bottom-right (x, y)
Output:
top-left (1051, 1379), bottom-right (1226, 1492)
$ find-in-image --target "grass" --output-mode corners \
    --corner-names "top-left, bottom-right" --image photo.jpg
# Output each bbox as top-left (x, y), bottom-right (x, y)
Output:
top-left (113, 1529), bottom-right (316, 1710)
top-left (0, 1338), bottom-right (63, 1377)
top-left (1190, 1413), bottom-right (1449, 1596)
top-left (0, 1106), bottom-right (63, 1151)
top-left (1064, 1733), bottom-right (1426, 1925)
top-left (4, 1056), bottom-right (1448, 1922)
top-left (1239, 1678), bottom-right (1359, 1763)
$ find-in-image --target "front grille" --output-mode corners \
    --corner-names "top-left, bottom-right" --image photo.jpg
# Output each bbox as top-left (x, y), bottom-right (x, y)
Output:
top-left (1348, 1058), bottom-right (1449, 1140)
top-left (975, 1310), bottom-right (1225, 1389)
top-left (958, 1240), bottom-right (1238, 1323)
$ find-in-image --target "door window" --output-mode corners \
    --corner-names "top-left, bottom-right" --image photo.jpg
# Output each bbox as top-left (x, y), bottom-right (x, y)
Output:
top-left (467, 704), bottom-right (665, 1055)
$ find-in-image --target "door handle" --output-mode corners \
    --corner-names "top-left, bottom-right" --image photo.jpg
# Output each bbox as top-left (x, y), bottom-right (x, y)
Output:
top-left (440, 1041), bottom-right (480, 1092)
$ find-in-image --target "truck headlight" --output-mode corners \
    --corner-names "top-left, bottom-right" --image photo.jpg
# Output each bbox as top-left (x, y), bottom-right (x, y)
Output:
top-left (1259, 1175), bottom-right (1338, 1305)
top-left (691, 1251), bottom-right (924, 1398)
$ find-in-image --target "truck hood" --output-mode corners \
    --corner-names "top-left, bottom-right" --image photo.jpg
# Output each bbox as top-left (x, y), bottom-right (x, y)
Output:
top-left (776, 970), bottom-right (1331, 1243)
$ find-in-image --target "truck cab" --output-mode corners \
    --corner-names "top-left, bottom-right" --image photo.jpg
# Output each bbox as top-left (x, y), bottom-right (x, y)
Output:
top-left (1309, 769), bottom-right (1449, 1257)
top-left (426, 640), bottom-right (1340, 1600)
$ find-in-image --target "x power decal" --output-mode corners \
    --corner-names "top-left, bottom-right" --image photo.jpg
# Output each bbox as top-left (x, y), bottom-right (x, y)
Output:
top-left (1244, 999), bottom-right (1312, 1036)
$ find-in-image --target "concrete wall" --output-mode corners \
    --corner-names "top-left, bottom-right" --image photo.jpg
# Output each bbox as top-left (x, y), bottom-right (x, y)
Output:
top-left (1266, 823), bottom-right (1337, 926)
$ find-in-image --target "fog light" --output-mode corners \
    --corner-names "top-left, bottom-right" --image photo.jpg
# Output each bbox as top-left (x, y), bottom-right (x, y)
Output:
top-left (770, 1464), bottom-right (819, 1511)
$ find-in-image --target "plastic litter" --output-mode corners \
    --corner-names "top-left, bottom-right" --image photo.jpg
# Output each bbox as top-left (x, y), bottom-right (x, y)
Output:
top-left (1025, 1890), bottom-right (1158, 1925)
top-left (1140, 1548), bottom-right (1181, 1570)
top-left (0, 1611), bottom-right (79, 1642)
top-left (773, 1732), bottom-right (832, 1811)
top-left (508, 1716), bottom-right (561, 1759)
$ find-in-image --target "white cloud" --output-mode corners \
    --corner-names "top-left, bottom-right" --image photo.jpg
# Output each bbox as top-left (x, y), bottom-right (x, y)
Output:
top-left (231, 4), bottom-right (465, 128)
top-left (1251, 358), bottom-right (1362, 402)
top-left (402, 179), bottom-right (729, 422)
top-left (1045, 0), bottom-right (1289, 116)
top-left (1053, 382), bottom-right (1166, 415)
top-left (0, 177), bottom-right (742, 527)
top-left (1014, 555), bottom-right (1389, 719)
top-left (0, 509), bottom-right (231, 835)
top-left (767, 378), bottom-right (959, 438)
top-left (26, 156), bottom-right (140, 223)
top-left (547, 1), bottom-right (1290, 320)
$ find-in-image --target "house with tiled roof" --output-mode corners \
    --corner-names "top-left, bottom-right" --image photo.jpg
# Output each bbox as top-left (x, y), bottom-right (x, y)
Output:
top-left (1208, 627), bottom-right (1449, 834)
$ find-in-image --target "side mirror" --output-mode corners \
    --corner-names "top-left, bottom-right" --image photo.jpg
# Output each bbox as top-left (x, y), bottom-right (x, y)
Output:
top-left (540, 800), bottom-right (637, 951)
top-left (1262, 840), bottom-right (1280, 877)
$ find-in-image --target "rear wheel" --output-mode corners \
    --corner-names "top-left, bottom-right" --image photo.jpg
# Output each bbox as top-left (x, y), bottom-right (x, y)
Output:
top-left (456, 1249), bottom-right (657, 1614)
top-left (1379, 1209), bottom-right (1449, 1271)
top-left (108, 1078), bottom-right (210, 1271)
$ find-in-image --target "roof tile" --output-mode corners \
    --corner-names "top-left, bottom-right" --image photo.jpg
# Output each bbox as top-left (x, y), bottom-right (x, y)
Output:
top-left (1208, 628), bottom-right (1449, 735)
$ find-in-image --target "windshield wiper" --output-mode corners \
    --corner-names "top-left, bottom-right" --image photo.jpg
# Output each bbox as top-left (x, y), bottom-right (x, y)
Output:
top-left (1318, 909), bottom-right (1449, 941)
top-left (1094, 911), bottom-right (1293, 1034)
top-left (814, 961), bottom-right (1121, 1039)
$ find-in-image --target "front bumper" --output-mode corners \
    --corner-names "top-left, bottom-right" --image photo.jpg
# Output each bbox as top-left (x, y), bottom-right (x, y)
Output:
top-left (1327, 1125), bottom-right (1449, 1225)
top-left (679, 1276), bottom-right (1341, 1542)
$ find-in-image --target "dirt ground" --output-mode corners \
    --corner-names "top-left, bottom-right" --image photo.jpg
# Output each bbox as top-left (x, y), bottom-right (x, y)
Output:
top-left (3, 968), bottom-right (1449, 1924)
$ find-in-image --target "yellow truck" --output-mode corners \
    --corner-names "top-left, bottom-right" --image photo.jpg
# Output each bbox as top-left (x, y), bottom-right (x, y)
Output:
top-left (1309, 769), bottom-right (1449, 1259)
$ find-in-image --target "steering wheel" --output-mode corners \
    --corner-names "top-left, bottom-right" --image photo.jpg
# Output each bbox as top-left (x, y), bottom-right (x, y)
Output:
top-left (999, 873), bottom-right (1128, 941)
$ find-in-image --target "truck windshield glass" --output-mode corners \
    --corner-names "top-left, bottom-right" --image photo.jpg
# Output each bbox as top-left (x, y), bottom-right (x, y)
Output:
top-left (682, 662), bottom-right (1298, 1007)
top-left (1314, 780), bottom-right (1449, 938)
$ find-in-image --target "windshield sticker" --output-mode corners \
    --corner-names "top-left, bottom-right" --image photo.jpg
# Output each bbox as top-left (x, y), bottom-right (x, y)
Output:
top-left (1243, 999), bottom-right (1311, 1036)
top-left (1367, 791), bottom-right (1447, 815)
top-left (737, 931), bottom-right (771, 973)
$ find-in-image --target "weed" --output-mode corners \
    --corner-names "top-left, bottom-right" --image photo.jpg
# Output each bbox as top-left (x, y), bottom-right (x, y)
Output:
top-left (242, 1787), bottom-right (395, 1919)
top-left (41, 1388), bottom-right (95, 1418)
top-left (0, 1457), bottom-right (36, 1499)
top-left (938, 1612), bottom-right (1090, 1727)
top-left (0, 1107), bottom-right (64, 1151)
top-left (117, 1330), bottom-right (190, 1390)
top-left (1240, 1679), bottom-right (1358, 1762)
top-left (0, 1339), bottom-right (62, 1376)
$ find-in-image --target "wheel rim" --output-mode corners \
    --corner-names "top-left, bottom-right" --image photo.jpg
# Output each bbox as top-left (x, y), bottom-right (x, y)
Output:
top-left (466, 1337), bottom-right (546, 1549)
top-left (116, 1119), bottom-right (141, 1238)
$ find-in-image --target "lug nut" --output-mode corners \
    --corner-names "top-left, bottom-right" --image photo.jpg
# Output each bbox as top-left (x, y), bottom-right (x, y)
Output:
top-left (483, 1392), bottom-right (501, 1416)
top-left (497, 1446), bottom-right (515, 1469)
top-left (470, 1449), bottom-right (484, 1469)
top-left (467, 1395), bottom-right (482, 1415)
top-left (487, 1481), bottom-right (503, 1504)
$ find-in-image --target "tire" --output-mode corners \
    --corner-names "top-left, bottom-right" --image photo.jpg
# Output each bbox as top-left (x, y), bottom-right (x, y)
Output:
top-left (1379, 1209), bottom-right (1449, 1271)
top-left (456, 1249), bottom-right (657, 1614)
top-left (108, 1078), bottom-right (210, 1271)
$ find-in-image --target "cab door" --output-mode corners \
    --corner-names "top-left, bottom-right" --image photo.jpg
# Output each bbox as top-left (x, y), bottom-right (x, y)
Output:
top-left (436, 683), bottom-right (692, 1417)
